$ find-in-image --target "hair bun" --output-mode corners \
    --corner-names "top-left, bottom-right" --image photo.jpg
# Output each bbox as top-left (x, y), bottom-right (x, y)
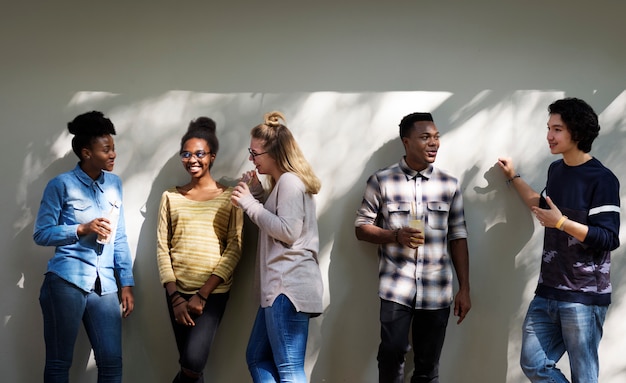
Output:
top-left (264, 111), bottom-right (286, 128)
top-left (67, 111), bottom-right (115, 136)
top-left (67, 121), bottom-right (78, 135)
top-left (188, 117), bottom-right (216, 133)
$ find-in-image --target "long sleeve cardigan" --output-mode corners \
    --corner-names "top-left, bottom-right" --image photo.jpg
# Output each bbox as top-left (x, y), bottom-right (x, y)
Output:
top-left (238, 172), bottom-right (323, 314)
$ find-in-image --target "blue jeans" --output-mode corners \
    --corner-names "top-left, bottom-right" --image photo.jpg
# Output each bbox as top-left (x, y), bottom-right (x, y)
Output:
top-left (39, 272), bottom-right (123, 383)
top-left (377, 299), bottom-right (450, 383)
top-left (246, 294), bottom-right (310, 383)
top-left (166, 291), bottom-right (229, 383)
top-left (520, 296), bottom-right (608, 383)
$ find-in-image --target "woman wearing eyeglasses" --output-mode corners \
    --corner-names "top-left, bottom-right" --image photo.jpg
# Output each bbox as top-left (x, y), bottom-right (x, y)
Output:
top-left (231, 111), bottom-right (323, 383)
top-left (157, 117), bottom-right (243, 383)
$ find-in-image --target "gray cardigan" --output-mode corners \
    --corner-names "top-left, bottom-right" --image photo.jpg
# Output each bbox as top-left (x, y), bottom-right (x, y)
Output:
top-left (239, 172), bottom-right (323, 314)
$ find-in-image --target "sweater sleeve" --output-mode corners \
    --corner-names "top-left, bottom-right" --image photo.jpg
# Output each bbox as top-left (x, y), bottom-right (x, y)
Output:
top-left (239, 173), bottom-right (305, 246)
top-left (156, 191), bottom-right (176, 286)
top-left (210, 190), bottom-right (244, 282)
top-left (583, 172), bottom-right (620, 251)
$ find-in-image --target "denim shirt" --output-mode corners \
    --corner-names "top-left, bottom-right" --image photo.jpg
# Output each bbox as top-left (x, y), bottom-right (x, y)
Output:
top-left (33, 164), bottom-right (134, 294)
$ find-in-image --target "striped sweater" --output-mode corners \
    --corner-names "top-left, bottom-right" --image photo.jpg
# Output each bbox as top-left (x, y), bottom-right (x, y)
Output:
top-left (157, 186), bottom-right (243, 294)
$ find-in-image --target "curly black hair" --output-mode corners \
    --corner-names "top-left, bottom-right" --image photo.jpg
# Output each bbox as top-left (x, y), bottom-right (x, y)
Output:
top-left (548, 98), bottom-right (599, 153)
top-left (67, 111), bottom-right (116, 159)
top-left (179, 117), bottom-right (219, 156)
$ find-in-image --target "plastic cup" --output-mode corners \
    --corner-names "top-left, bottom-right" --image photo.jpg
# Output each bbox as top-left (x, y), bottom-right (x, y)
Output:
top-left (241, 172), bottom-right (253, 186)
top-left (96, 204), bottom-right (119, 245)
top-left (408, 218), bottom-right (424, 247)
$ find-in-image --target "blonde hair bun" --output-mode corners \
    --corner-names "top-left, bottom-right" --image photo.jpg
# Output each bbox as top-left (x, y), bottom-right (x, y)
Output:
top-left (264, 111), bottom-right (286, 128)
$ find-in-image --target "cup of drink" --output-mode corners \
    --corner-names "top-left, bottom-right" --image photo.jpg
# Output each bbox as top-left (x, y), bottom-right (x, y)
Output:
top-left (240, 172), bottom-right (253, 186)
top-left (408, 216), bottom-right (424, 247)
top-left (97, 202), bottom-right (120, 245)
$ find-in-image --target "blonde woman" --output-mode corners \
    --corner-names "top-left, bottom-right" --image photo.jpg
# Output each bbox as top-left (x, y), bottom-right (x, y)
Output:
top-left (231, 111), bottom-right (323, 383)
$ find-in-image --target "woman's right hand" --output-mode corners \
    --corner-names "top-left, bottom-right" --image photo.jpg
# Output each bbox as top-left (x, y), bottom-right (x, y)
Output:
top-left (231, 180), bottom-right (252, 207)
top-left (172, 298), bottom-right (195, 327)
top-left (77, 217), bottom-right (111, 237)
top-left (167, 285), bottom-right (196, 327)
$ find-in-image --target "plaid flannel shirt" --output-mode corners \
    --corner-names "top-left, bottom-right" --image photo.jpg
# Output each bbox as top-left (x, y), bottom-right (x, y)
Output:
top-left (355, 158), bottom-right (468, 309)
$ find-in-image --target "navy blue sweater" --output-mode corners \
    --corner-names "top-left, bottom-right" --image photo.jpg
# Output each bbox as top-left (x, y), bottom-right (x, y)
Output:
top-left (536, 157), bottom-right (620, 306)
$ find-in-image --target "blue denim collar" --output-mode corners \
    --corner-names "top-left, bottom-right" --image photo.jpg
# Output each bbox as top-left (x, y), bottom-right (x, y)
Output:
top-left (72, 163), bottom-right (105, 193)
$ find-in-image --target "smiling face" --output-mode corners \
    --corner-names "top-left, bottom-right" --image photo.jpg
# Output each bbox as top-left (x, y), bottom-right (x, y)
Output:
top-left (249, 137), bottom-right (279, 178)
top-left (402, 121), bottom-right (440, 172)
top-left (180, 137), bottom-right (214, 178)
top-left (547, 113), bottom-right (578, 156)
top-left (81, 135), bottom-right (116, 177)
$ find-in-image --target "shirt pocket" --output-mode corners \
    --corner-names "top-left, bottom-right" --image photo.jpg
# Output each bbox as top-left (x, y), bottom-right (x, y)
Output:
top-left (427, 201), bottom-right (449, 230)
top-left (68, 200), bottom-right (92, 224)
top-left (387, 202), bottom-right (411, 229)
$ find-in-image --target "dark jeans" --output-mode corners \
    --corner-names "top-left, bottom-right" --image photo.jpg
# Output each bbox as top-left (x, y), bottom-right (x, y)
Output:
top-left (166, 291), bottom-right (229, 383)
top-left (378, 299), bottom-right (450, 383)
top-left (39, 272), bottom-right (123, 383)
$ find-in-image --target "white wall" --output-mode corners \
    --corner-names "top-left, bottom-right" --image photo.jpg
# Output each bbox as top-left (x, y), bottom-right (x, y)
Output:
top-left (1, 2), bottom-right (625, 382)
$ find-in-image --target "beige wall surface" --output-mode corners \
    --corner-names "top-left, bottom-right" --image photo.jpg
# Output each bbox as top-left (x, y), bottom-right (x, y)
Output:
top-left (1, 2), bottom-right (625, 382)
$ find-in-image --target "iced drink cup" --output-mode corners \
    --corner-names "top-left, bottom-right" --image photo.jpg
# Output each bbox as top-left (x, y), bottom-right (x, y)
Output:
top-left (97, 203), bottom-right (120, 245)
top-left (408, 218), bottom-right (424, 247)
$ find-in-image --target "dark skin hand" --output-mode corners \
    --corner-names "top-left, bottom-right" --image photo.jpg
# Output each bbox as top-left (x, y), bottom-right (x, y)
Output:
top-left (356, 225), bottom-right (471, 324)
top-left (76, 219), bottom-right (133, 317)
top-left (120, 286), bottom-right (134, 318)
top-left (77, 217), bottom-right (112, 239)
top-left (165, 274), bottom-right (223, 327)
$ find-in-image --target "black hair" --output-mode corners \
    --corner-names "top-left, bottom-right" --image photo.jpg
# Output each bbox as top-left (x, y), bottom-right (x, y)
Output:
top-left (67, 111), bottom-right (116, 159)
top-left (548, 98), bottom-right (599, 153)
top-left (180, 117), bottom-right (219, 155)
top-left (399, 112), bottom-right (434, 138)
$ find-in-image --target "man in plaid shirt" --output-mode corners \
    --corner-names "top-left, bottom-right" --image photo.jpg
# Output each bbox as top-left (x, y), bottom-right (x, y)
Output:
top-left (355, 112), bottom-right (471, 383)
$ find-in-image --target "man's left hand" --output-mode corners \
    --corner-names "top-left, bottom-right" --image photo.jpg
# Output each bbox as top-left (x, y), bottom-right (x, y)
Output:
top-left (453, 288), bottom-right (471, 324)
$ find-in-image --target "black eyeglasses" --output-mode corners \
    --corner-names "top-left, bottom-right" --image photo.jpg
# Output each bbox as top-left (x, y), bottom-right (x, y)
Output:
top-left (180, 150), bottom-right (211, 160)
top-left (248, 148), bottom-right (268, 158)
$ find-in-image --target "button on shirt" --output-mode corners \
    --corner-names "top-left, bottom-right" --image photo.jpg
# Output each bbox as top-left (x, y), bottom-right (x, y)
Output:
top-left (355, 158), bottom-right (467, 309)
top-left (33, 164), bottom-right (134, 294)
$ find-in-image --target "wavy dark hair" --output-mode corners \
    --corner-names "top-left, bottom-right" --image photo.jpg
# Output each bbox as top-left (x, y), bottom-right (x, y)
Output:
top-left (68, 111), bottom-right (116, 159)
top-left (548, 98), bottom-right (599, 153)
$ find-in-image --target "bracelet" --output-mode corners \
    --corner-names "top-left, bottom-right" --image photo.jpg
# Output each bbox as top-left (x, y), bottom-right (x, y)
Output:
top-left (394, 228), bottom-right (400, 244)
top-left (169, 291), bottom-right (182, 302)
top-left (196, 292), bottom-right (208, 302)
top-left (172, 299), bottom-right (187, 308)
top-left (170, 296), bottom-right (185, 306)
top-left (555, 215), bottom-right (568, 231)
top-left (506, 173), bottom-right (521, 185)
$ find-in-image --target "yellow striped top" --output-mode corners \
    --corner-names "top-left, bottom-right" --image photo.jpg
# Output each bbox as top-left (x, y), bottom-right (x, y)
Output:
top-left (157, 186), bottom-right (243, 294)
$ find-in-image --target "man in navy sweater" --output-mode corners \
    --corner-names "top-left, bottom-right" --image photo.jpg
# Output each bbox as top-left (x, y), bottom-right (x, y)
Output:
top-left (497, 97), bottom-right (620, 383)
